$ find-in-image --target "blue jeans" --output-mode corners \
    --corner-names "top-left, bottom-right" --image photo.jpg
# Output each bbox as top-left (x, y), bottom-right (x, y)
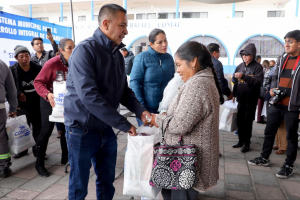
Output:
top-left (136, 117), bottom-right (144, 127)
top-left (65, 126), bottom-right (118, 200)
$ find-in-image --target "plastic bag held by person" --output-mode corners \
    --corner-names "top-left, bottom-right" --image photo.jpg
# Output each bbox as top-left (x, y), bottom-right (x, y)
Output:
top-left (123, 126), bottom-right (161, 198)
top-left (6, 115), bottom-right (35, 154)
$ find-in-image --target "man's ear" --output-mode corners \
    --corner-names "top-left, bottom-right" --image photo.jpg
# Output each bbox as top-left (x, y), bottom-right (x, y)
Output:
top-left (102, 19), bottom-right (110, 30)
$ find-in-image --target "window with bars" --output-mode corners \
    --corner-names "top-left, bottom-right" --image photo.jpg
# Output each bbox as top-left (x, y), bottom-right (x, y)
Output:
top-left (235, 11), bottom-right (243, 18)
top-left (136, 13), bottom-right (156, 20)
top-left (188, 36), bottom-right (227, 57)
top-left (35, 17), bottom-right (49, 22)
top-left (182, 12), bottom-right (208, 18)
top-left (267, 11), bottom-right (285, 17)
top-left (78, 16), bottom-right (86, 22)
top-left (236, 36), bottom-right (284, 58)
top-left (59, 16), bottom-right (67, 22)
top-left (158, 13), bottom-right (178, 19)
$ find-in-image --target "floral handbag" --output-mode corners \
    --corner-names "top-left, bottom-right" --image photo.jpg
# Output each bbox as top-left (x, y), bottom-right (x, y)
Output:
top-left (149, 116), bottom-right (198, 190)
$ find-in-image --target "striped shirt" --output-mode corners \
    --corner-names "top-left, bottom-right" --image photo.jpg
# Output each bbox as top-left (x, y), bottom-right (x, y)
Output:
top-left (278, 56), bottom-right (298, 106)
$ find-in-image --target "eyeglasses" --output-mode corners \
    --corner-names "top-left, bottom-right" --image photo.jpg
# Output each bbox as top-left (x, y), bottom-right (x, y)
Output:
top-left (34, 43), bottom-right (43, 46)
top-left (284, 40), bottom-right (297, 44)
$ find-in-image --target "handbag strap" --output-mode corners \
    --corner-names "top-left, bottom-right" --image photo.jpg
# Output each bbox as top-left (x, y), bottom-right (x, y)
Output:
top-left (161, 115), bottom-right (183, 145)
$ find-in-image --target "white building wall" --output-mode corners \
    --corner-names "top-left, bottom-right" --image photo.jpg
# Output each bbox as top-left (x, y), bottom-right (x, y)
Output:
top-left (2, 0), bottom-right (300, 73)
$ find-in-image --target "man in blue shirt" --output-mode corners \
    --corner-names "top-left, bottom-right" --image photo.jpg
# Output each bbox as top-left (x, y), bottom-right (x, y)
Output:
top-left (64, 4), bottom-right (151, 200)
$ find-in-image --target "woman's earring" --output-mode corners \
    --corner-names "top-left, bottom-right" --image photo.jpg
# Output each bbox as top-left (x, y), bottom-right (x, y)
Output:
top-left (193, 67), bottom-right (195, 70)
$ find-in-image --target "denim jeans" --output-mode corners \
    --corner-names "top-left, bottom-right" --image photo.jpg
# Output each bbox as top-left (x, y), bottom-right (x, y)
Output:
top-left (65, 126), bottom-right (118, 200)
top-left (136, 117), bottom-right (144, 127)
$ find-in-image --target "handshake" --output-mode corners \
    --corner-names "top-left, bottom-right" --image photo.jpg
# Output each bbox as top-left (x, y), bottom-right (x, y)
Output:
top-left (127, 111), bottom-right (158, 136)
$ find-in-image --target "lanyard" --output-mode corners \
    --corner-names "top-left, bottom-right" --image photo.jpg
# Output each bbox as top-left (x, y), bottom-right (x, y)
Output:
top-left (281, 55), bottom-right (300, 74)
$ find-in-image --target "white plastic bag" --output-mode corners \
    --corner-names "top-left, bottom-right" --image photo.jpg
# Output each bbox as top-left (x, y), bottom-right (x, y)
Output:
top-left (51, 81), bottom-right (67, 119)
top-left (222, 100), bottom-right (238, 113)
top-left (5, 101), bottom-right (9, 117)
top-left (261, 101), bottom-right (267, 117)
top-left (123, 126), bottom-right (161, 198)
top-left (6, 115), bottom-right (35, 154)
top-left (158, 73), bottom-right (184, 114)
top-left (219, 108), bottom-right (238, 132)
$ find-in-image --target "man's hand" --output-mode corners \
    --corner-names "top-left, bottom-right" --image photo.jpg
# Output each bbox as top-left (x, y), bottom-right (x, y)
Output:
top-left (270, 88), bottom-right (277, 97)
top-left (227, 92), bottom-right (233, 101)
top-left (140, 111), bottom-right (151, 126)
top-left (232, 97), bottom-right (235, 103)
top-left (8, 111), bottom-right (17, 118)
top-left (18, 93), bottom-right (26, 102)
top-left (150, 113), bottom-right (159, 128)
top-left (47, 93), bottom-right (55, 107)
top-left (127, 125), bottom-right (137, 136)
top-left (234, 72), bottom-right (243, 79)
top-left (46, 34), bottom-right (54, 44)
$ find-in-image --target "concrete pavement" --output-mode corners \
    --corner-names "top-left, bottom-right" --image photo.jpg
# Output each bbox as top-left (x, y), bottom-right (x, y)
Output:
top-left (1, 117), bottom-right (300, 199)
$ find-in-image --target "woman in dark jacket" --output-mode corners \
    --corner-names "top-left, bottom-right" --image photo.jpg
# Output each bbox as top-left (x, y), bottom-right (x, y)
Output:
top-left (34, 38), bottom-right (75, 177)
top-left (130, 28), bottom-right (175, 126)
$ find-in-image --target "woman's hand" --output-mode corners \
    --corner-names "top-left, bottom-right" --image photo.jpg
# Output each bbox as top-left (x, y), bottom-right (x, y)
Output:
top-left (47, 93), bottom-right (55, 107)
top-left (150, 113), bottom-right (159, 128)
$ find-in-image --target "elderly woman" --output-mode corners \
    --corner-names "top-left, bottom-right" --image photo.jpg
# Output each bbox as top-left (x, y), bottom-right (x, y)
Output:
top-left (150, 41), bottom-right (223, 200)
top-left (130, 28), bottom-right (175, 126)
top-left (34, 38), bottom-right (75, 177)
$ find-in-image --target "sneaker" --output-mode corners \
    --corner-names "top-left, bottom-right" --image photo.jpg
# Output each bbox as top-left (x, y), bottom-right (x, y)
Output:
top-left (248, 156), bottom-right (270, 167)
top-left (234, 130), bottom-right (238, 136)
top-left (276, 163), bottom-right (294, 178)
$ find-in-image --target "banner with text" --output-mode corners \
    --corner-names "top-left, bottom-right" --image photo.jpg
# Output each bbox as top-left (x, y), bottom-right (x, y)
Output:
top-left (0, 11), bottom-right (72, 43)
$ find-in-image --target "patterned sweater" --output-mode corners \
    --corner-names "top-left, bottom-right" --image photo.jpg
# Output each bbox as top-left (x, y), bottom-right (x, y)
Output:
top-left (155, 68), bottom-right (220, 192)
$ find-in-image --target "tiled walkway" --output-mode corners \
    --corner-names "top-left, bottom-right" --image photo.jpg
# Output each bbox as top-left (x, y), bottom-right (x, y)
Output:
top-left (1, 118), bottom-right (300, 199)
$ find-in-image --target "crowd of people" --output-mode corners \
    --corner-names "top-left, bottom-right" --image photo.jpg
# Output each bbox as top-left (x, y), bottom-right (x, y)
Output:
top-left (0, 3), bottom-right (300, 200)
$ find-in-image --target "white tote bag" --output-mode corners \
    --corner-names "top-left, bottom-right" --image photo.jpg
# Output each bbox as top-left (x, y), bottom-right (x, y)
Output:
top-left (50, 81), bottom-right (67, 121)
top-left (123, 126), bottom-right (161, 199)
top-left (219, 101), bottom-right (238, 132)
top-left (6, 115), bottom-right (35, 154)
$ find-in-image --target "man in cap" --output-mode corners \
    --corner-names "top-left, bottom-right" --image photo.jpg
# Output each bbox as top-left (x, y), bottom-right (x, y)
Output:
top-left (231, 43), bottom-right (264, 153)
top-left (9, 46), bottom-right (42, 158)
top-left (0, 59), bottom-right (17, 178)
top-left (248, 30), bottom-right (300, 178)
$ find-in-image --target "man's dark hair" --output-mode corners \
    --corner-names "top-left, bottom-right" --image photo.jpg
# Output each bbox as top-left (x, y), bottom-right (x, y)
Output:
top-left (121, 48), bottom-right (128, 52)
top-left (31, 37), bottom-right (43, 46)
top-left (98, 4), bottom-right (126, 25)
top-left (207, 43), bottom-right (220, 54)
top-left (284, 30), bottom-right (300, 42)
top-left (148, 28), bottom-right (165, 43)
top-left (255, 55), bottom-right (261, 62)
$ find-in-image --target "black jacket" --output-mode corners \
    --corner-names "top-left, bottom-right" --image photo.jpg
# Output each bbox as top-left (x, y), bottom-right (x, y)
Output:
top-left (31, 41), bottom-right (58, 67)
top-left (124, 51), bottom-right (135, 75)
top-left (9, 61), bottom-right (42, 107)
top-left (232, 43), bottom-right (264, 103)
top-left (212, 56), bottom-right (231, 96)
top-left (270, 53), bottom-right (300, 111)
